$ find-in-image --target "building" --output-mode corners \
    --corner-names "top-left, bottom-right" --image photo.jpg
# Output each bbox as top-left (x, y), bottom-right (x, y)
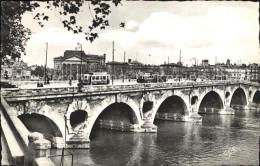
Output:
top-left (248, 63), bottom-right (259, 82)
top-left (106, 61), bottom-right (128, 79)
top-left (53, 50), bottom-right (106, 80)
top-left (160, 63), bottom-right (183, 75)
top-left (1, 60), bottom-right (31, 80)
top-left (202, 59), bottom-right (209, 67)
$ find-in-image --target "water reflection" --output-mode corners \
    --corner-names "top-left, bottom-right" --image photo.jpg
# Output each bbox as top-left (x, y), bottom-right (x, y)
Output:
top-left (50, 109), bottom-right (259, 166)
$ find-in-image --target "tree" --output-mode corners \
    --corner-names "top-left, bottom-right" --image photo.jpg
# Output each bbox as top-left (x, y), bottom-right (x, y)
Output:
top-left (1, 0), bottom-right (122, 64)
top-left (31, 66), bottom-right (44, 77)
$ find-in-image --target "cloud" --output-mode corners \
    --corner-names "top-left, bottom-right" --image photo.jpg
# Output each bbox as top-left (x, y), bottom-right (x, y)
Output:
top-left (99, 7), bottom-right (258, 65)
top-left (125, 20), bottom-right (139, 32)
top-left (27, 27), bottom-right (86, 47)
top-left (23, 3), bottom-right (259, 67)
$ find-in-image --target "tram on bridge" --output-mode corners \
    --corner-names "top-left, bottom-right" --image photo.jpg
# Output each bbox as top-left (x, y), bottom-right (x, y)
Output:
top-left (81, 72), bottom-right (110, 85)
top-left (137, 72), bottom-right (167, 83)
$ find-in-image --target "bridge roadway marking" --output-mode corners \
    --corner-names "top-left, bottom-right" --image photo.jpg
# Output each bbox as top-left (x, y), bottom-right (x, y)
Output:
top-left (2, 82), bottom-right (259, 102)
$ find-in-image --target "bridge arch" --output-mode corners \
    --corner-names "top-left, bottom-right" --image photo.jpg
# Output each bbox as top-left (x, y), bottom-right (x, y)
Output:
top-left (85, 96), bottom-right (142, 136)
top-left (92, 102), bottom-right (139, 132)
top-left (151, 92), bottom-right (189, 122)
top-left (252, 90), bottom-right (260, 104)
top-left (156, 95), bottom-right (189, 121)
top-left (198, 90), bottom-right (224, 113)
top-left (230, 87), bottom-right (248, 107)
top-left (18, 113), bottom-right (63, 146)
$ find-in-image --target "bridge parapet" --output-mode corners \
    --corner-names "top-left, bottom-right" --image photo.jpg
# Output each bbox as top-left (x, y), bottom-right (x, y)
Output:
top-left (2, 80), bottom-right (259, 100)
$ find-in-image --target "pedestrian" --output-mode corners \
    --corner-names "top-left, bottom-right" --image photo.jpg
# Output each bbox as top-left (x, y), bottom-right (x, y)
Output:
top-left (47, 77), bottom-right (50, 85)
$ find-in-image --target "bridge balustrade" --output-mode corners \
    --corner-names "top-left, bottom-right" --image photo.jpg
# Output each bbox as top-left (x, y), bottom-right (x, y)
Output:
top-left (1, 80), bottom-right (259, 98)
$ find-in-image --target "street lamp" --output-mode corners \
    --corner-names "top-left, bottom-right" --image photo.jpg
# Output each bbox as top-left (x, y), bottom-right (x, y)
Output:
top-left (77, 43), bottom-right (83, 82)
top-left (192, 58), bottom-right (197, 78)
top-left (44, 43), bottom-right (48, 85)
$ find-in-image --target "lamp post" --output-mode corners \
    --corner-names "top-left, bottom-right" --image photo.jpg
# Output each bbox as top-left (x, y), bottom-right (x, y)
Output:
top-left (112, 41), bottom-right (114, 85)
top-left (44, 43), bottom-right (48, 85)
top-left (77, 43), bottom-right (83, 82)
top-left (192, 57), bottom-right (197, 78)
top-left (123, 51), bottom-right (125, 83)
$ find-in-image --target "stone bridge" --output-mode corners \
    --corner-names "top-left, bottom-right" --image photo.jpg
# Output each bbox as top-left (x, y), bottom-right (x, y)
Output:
top-left (1, 80), bottom-right (260, 149)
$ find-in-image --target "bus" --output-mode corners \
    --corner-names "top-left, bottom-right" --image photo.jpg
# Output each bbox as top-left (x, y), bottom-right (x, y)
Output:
top-left (81, 72), bottom-right (110, 85)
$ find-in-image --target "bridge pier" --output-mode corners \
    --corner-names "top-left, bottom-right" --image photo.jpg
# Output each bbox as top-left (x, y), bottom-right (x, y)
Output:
top-left (219, 107), bottom-right (235, 115)
top-left (199, 107), bottom-right (235, 115)
top-left (66, 126), bottom-right (90, 149)
top-left (66, 134), bottom-right (90, 149)
top-left (184, 113), bottom-right (202, 122)
top-left (98, 119), bottom-right (143, 132)
top-left (52, 137), bottom-right (65, 149)
top-left (140, 118), bottom-right (157, 133)
top-left (244, 102), bottom-right (260, 110)
top-left (155, 112), bottom-right (202, 122)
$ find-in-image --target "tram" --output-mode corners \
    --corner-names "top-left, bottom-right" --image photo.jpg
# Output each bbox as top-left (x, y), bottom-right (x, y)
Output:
top-left (81, 72), bottom-right (110, 85)
top-left (137, 72), bottom-right (167, 83)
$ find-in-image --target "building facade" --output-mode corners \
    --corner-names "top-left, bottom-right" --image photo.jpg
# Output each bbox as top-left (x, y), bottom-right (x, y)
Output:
top-left (106, 59), bottom-right (161, 79)
top-left (1, 60), bottom-right (31, 80)
top-left (53, 50), bottom-right (106, 80)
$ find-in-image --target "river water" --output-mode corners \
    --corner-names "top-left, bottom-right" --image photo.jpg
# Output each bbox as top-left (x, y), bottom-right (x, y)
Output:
top-left (50, 109), bottom-right (259, 166)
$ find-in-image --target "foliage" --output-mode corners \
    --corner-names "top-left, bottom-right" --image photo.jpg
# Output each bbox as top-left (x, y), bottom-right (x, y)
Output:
top-left (31, 66), bottom-right (44, 77)
top-left (1, 0), bottom-right (122, 63)
top-left (1, 1), bottom-right (36, 63)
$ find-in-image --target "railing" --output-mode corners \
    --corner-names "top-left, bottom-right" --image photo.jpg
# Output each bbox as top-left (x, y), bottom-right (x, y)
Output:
top-left (1, 80), bottom-right (259, 98)
top-left (48, 147), bottom-right (73, 166)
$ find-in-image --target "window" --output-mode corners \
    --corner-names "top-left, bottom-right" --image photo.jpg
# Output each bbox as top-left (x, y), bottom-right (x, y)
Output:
top-left (103, 76), bottom-right (106, 80)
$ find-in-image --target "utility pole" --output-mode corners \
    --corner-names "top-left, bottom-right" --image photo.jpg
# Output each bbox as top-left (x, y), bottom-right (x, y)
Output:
top-left (112, 41), bottom-right (115, 85)
top-left (215, 56), bottom-right (217, 80)
top-left (167, 56), bottom-right (169, 76)
top-left (44, 42), bottom-right (48, 85)
top-left (179, 50), bottom-right (182, 63)
top-left (77, 43), bottom-right (83, 82)
top-left (192, 57), bottom-right (196, 78)
top-left (123, 51), bottom-right (125, 83)
top-left (179, 50), bottom-right (182, 81)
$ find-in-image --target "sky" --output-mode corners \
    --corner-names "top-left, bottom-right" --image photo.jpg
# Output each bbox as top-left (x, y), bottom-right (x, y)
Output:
top-left (21, 1), bottom-right (259, 68)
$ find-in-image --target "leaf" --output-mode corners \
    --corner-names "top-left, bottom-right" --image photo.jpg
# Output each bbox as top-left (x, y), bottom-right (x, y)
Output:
top-left (70, 16), bottom-right (76, 24)
top-left (79, 26), bottom-right (82, 32)
top-left (104, 20), bottom-right (109, 26)
top-left (43, 16), bottom-right (49, 21)
top-left (119, 22), bottom-right (125, 28)
top-left (33, 3), bottom-right (40, 8)
top-left (89, 37), bottom-right (93, 42)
